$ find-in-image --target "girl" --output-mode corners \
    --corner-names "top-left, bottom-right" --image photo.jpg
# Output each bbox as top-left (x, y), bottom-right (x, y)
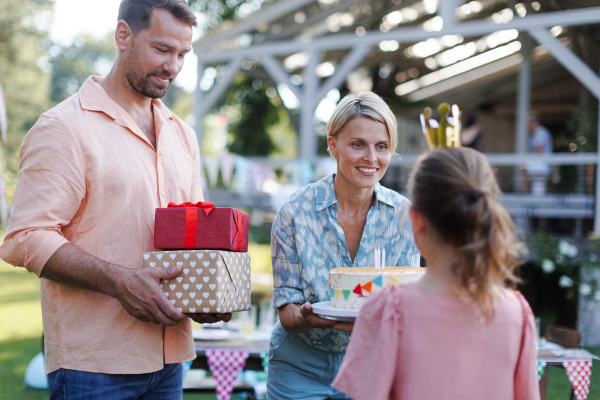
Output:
top-left (332, 147), bottom-right (540, 400)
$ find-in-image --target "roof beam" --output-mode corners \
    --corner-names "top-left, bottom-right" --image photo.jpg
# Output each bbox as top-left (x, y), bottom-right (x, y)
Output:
top-left (528, 27), bottom-right (600, 99)
top-left (195, 0), bottom-right (315, 50)
top-left (317, 45), bottom-right (371, 100)
top-left (260, 55), bottom-right (302, 100)
top-left (196, 7), bottom-right (600, 63)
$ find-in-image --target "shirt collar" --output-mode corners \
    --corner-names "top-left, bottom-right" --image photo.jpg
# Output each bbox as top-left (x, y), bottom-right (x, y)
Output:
top-left (78, 76), bottom-right (175, 122)
top-left (315, 174), bottom-right (397, 212)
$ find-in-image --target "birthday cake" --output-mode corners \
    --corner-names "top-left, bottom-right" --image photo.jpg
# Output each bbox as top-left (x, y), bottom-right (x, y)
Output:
top-left (329, 267), bottom-right (425, 309)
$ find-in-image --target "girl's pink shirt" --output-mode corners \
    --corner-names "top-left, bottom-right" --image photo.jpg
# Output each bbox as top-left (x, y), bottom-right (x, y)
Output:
top-left (332, 282), bottom-right (540, 400)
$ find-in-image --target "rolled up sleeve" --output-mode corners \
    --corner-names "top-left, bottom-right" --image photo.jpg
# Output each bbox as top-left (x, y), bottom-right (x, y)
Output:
top-left (270, 203), bottom-right (304, 308)
top-left (0, 115), bottom-right (86, 276)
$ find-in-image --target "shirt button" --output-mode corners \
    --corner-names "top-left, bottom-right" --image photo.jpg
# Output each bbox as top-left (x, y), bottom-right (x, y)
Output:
top-left (162, 191), bottom-right (166, 196)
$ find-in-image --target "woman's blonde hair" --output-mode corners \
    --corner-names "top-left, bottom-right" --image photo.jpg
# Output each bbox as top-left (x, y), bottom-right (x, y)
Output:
top-left (407, 147), bottom-right (526, 321)
top-left (326, 92), bottom-right (398, 155)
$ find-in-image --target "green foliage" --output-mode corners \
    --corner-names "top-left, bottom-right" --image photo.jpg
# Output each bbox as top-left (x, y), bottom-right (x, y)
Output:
top-left (189, 0), bottom-right (271, 33)
top-left (224, 75), bottom-right (278, 156)
top-left (566, 98), bottom-right (598, 152)
top-left (0, 0), bottom-right (54, 199)
top-left (48, 34), bottom-right (116, 103)
top-left (529, 230), bottom-right (600, 300)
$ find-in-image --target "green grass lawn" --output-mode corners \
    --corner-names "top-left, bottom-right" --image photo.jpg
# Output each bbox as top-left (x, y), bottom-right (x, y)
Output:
top-left (1, 258), bottom-right (599, 400)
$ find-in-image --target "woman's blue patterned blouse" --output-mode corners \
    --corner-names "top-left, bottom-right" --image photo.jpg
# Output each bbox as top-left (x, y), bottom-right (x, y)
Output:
top-left (271, 174), bottom-right (421, 352)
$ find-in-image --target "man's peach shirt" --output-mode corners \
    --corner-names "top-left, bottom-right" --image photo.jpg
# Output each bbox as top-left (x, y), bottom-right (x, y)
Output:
top-left (0, 77), bottom-right (202, 374)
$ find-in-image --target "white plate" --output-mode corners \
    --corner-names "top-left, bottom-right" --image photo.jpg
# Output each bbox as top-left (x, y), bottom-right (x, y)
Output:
top-left (192, 329), bottom-right (236, 341)
top-left (311, 301), bottom-right (358, 322)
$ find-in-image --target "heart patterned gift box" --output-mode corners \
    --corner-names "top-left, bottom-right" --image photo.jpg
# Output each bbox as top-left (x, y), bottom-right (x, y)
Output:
top-left (143, 250), bottom-right (251, 313)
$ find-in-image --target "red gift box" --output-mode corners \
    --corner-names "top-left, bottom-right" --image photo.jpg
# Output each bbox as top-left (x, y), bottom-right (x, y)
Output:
top-left (154, 202), bottom-right (249, 252)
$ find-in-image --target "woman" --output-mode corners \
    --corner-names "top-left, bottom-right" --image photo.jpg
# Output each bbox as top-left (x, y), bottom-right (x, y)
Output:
top-left (267, 92), bottom-right (421, 399)
top-left (332, 148), bottom-right (539, 400)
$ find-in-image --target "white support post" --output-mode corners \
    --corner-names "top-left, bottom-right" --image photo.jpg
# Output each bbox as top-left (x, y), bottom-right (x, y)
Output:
top-left (438, 0), bottom-right (457, 29)
top-left (595, 87), bottom-right (600, 234)
top-left (516, 33), bottom-right (533, 155)
top-left (514, 33), bottom-right (533, 233)
top-left (317, 45), bottom-right (371, 100)
top-left (528, 28), bottom-right (600, 99)
top-left (194, 59), bottom-right (206, 153)
top-left (299, 47), bottom-right (320, 161)
top-left (260, 55), bottom-right (303, 100)
top-left (195, 56), bottom-right (244, 118)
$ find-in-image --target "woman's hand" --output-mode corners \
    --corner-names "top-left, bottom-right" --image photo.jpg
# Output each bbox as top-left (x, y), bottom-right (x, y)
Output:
top-left (333, 321), bottom-right (354, 333)
top-left (279, 302), bottom-right (335, 333)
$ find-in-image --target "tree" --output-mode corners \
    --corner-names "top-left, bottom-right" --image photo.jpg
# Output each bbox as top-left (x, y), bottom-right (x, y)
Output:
top-left (0, 0), bottom-right (54, 206)
top-left (224, 75), bottom-right (278, 156)
top-left (48, 34), bottom-right (116, 103)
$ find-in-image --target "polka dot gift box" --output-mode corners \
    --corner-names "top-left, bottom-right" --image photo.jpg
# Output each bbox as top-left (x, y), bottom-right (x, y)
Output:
top-left (143, 250), bottom-right (251, 313)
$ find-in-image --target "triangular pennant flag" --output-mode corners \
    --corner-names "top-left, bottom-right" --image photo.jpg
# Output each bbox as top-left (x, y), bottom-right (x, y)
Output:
top-left (259, 350), bottom-right (269, 372)
top-left (352, 284), bottom-right (363, 296)
top-left (330, 287), bottom-right (335, 298)
top-left (362, 281), bottom-right (373, 293)
top-left (563, 360), bottom-right (592, 400)
top-left (372, 275), bottom-right (383, 287)
top-left (206, 349), bottom-right (249, 400)
top-left (537, 361), bottom-right (547, 381)
top-left (390, 276), bottom-right (402, 284)
top-left (342, 290), bottom-right (351, 300)
top-left (202, 156), bottom-right (220, 188)
top-left (335, 289), bottom-right (342, 300)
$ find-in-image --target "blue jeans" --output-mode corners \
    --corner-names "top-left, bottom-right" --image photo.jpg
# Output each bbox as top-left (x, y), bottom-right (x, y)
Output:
top-left (47, 363), bottom-right (183, 400)
top-left (266, 322), bottom-right (350, 400)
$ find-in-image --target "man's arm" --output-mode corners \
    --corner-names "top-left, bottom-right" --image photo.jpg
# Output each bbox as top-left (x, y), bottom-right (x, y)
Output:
top-left (42, 243), bottom-right (188, 326)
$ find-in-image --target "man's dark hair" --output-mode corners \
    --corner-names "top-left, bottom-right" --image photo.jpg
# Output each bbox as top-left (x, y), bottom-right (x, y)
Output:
top-left (118, 0), bottom-right (197, 35)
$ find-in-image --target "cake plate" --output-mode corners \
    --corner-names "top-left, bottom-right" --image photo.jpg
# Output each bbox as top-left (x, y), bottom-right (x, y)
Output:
top-left (311, 301), bottom-right (358, 322)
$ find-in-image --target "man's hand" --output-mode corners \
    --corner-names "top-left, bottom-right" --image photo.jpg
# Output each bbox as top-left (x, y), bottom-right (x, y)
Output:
top-left (187, 313), bottom-right (233, 324)
top-left (111, 265), bottom-right (188, 326)
top-left (41, 243), bottom-right (189, 326)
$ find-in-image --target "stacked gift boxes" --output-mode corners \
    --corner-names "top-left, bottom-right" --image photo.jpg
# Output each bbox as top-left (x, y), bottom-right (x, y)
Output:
top-left (143, 202), bottom-right (251, 313)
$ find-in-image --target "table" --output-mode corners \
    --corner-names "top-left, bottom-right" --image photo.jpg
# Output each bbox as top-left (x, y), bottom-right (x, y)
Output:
top-left (537, 346), bottom-right (596, 400)
top-left (192, 337), bottom-right (269, 371)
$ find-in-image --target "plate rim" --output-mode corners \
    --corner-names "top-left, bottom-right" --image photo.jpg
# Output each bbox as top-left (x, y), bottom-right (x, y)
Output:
top-left (311, 301), bottom-right (359, 319)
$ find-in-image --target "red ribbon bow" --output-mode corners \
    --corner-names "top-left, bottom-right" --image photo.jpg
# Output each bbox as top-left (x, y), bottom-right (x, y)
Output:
top-left (167, 201), bottom-right (215, 216)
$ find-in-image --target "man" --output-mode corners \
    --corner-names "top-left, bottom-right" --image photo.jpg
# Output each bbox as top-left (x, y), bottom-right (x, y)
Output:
top-left (522, 112), bottom-right (553, 195)
top-left (0, 1), bottom-right (230, 398)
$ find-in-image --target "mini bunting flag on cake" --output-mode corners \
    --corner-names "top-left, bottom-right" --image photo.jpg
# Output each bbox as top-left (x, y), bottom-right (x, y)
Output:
top-left (362, 281), bottom-right (373, 293)
top-left (372, 275), bottom-right (383, 287)
top-left (390, 276), bottom-right (402, 284)
top-left (352, 284), bottom-right (363, 296)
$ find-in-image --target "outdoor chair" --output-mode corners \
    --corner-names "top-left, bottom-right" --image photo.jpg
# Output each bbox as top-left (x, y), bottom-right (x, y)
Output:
top-left (544, 325), bottom-right (583, 349)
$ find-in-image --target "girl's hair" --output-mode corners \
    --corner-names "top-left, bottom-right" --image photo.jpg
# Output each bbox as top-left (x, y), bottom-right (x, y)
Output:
top-left (326, 92), bottom-right (398, 155)
top-left (407, 147), bottom-right (525, 321)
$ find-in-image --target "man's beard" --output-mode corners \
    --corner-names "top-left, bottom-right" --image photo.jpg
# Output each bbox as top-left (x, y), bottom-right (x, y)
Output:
top-left (126, 68), bottom-right (174, 99)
